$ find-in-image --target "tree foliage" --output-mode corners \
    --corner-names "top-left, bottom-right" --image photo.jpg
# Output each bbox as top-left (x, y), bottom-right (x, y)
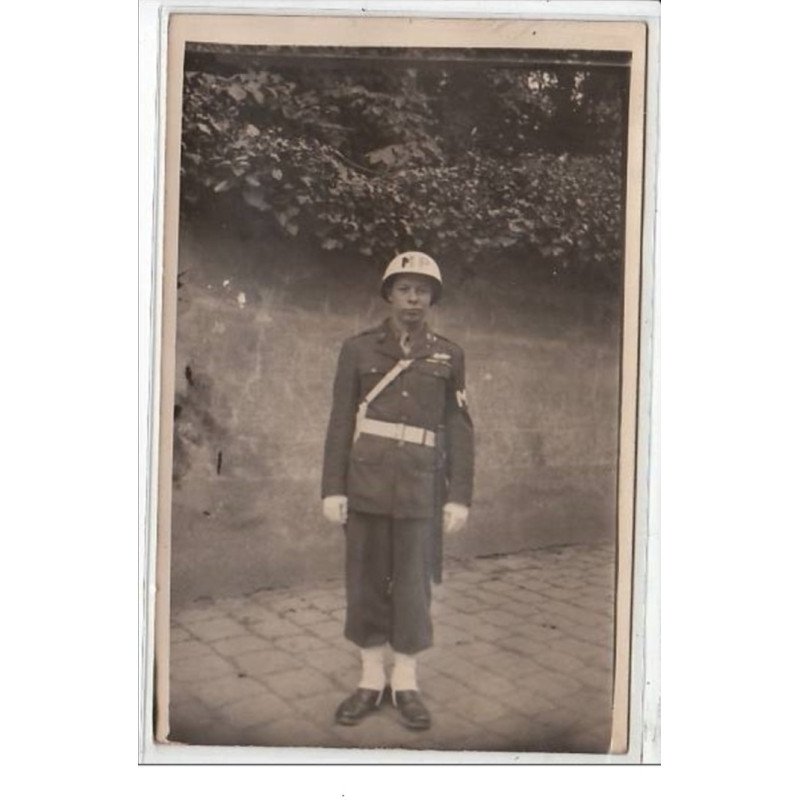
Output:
top-left (180, 48), bottom-right (627, 285)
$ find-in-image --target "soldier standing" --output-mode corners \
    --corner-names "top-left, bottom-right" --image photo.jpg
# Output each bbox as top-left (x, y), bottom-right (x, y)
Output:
top-left (322, 252), bottom-right (474, 730)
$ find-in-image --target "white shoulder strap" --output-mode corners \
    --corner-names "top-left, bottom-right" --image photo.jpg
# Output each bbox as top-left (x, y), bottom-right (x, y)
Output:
top-left (353, 358), bottom-right (413, 442)
top-left (363, 358), bottom-right (413, 405)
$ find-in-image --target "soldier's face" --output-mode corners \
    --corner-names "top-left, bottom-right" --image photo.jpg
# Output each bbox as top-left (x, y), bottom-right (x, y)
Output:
top-left (387, 275), bottom-right (434, 326)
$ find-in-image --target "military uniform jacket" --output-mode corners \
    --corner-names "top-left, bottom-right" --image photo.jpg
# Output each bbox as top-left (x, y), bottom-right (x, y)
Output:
top-left (322, 318), bottom-right (474, 519)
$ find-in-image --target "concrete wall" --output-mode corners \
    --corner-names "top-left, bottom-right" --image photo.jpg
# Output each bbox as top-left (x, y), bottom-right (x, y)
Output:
top-left (169, 226), bottom-right (621, 606)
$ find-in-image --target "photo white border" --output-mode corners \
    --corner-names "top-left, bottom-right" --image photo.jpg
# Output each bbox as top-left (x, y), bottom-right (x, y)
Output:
top-left (139, 0), bottom-right (661, 765)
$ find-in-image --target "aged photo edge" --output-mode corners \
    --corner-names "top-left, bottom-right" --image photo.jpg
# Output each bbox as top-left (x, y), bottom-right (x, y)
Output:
top-left (141, 5), bottom-right (660, 764)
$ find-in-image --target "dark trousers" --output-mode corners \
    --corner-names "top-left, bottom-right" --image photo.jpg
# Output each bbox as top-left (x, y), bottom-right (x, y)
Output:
top-left (344, 510), bottom-right (433, 655)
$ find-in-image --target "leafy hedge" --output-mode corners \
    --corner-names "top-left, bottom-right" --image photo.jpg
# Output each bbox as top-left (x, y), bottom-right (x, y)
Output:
top-left (180, 53), bottom-right (626, 285)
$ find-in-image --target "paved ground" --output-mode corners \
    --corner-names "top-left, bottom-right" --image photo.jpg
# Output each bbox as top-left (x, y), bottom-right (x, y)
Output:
top-left (168, 542), bottom-right (615, 754)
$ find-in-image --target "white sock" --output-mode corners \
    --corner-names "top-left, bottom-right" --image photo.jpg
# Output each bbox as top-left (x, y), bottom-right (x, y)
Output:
top-left (358, 645), bottom-right (387, 691)
top-left (390, 650), bottom-right (419, 692)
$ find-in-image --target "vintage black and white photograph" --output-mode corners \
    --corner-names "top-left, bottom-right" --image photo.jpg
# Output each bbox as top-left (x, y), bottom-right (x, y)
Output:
top-left (156, 15), bottom-right (647, 756)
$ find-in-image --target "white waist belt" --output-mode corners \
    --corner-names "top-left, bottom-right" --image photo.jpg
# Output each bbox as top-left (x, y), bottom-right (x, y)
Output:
top-left (359, 418), bottom-right (437, 447)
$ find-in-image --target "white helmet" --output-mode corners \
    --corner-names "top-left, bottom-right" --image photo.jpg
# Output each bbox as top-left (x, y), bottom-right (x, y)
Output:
top-left (381, 251), bottom-right (443, 304)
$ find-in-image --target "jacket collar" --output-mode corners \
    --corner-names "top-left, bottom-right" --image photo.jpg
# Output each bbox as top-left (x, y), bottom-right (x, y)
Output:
top-left (375, 317), bottom-right (436, 360)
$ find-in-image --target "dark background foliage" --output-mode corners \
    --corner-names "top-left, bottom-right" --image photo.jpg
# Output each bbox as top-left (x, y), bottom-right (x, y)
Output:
top-left (180, 45), bottom-right (628, 289)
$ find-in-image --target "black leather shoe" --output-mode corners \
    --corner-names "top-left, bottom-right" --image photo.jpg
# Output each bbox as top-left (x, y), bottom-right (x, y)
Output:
top-left (393, 690), bottom-right (432, 730)
top-left (334, 688), bottom-right (384, 726)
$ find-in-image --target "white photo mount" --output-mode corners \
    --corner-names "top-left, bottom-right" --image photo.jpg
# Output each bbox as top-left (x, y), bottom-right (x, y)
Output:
top-left (139, 0), bottom-right (660, 765)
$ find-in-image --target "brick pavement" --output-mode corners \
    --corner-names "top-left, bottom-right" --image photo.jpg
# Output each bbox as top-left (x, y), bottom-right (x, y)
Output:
top-left (168, 542), bottom-right (615, 754)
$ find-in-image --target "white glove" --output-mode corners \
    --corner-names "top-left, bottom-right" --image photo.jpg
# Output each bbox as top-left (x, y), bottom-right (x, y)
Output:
top-left (443, 502), bottom-right (469, 534)
top-left (323, 495), bottom-right (348, 525)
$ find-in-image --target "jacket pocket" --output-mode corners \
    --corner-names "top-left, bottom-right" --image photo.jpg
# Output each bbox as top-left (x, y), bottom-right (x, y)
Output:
top-left (358, 363), bottom-right (388, 397)
top-left (394, 444), bottom-right (438, 518)
top-left (414, 359), bottom-right (451, 381)
top-left (406, 441), bottom-right (437, 472)
top-left (350, 432), bottom-right (389, 464)
top-left (347, 436), bottom-right (393, 514)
